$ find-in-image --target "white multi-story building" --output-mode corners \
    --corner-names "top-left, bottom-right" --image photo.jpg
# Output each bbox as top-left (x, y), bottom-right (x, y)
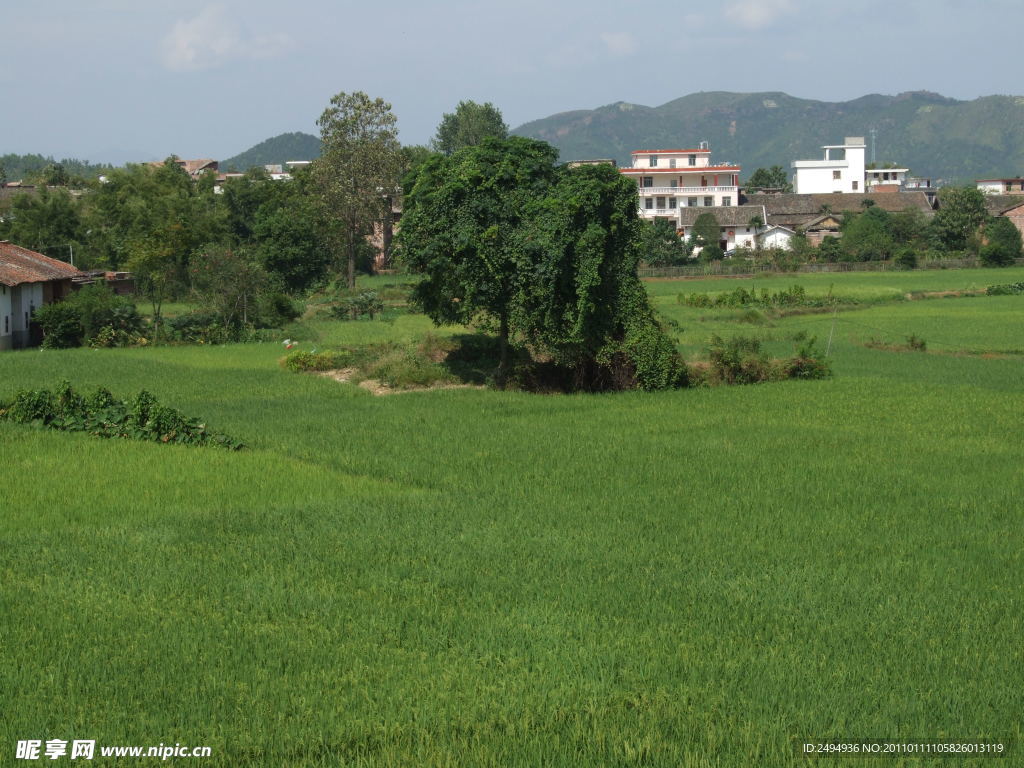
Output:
top-left (865, 167), bottom-right (910, 191)
top-left (620, 143), bottom-right (740, 221)
top-left (976, 177), bottom-right (1024, 194)
top-left (792, 137), bottom-right (866, 194)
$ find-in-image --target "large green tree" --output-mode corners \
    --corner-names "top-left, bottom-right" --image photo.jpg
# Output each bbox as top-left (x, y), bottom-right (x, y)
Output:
top-left (840, 205), bottom-right (895, 261)
top-left (433, 101), bottom-right (508, 156)
top-left (398, 137), bottom-right (684, 390)
top-left (932, 186), bottom-right (988, 252)
top-left (313, 91), bottom-right (403, 289)
top-left (639, 219), bottom-right (690, 266)
top-left (398, 137), bottom-right (557, 383)
top-left (980, 216), bottom-right (1022, 266)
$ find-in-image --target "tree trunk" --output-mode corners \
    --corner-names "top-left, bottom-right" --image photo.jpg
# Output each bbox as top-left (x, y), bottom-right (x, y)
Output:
top-left (347, 226), bottom-right (357, 291)
top-left (497, 310), bottom-right (510, 389)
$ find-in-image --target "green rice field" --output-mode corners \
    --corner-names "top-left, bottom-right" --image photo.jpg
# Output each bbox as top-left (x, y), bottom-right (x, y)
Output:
top-left (2, 267), bottom-right (1022, 766)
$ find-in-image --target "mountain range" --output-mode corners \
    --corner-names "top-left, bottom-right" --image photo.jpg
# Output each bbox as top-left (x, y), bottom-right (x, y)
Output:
top-left (221, 132), bottom-right (322, 172)
top-left (510, 91), bottom-right (1024, 183)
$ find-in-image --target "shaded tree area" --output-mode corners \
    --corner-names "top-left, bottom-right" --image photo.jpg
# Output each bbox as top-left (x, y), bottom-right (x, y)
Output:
top-left (744, 165), bottom-right (792, 193)
top-left (639, 219), bottom-right (690, 266)
top-left (398, 137), bottom-right (685, 391)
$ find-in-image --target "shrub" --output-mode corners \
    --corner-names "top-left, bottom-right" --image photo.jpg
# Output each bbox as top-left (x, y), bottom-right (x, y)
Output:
top-left (894, 248), bottom-right (919, 270)
top-left (35, 284), bottom-right (144, 348)
top-left (281, 350), bottom-right (352, 372)
top-left (980, 242), bottom-right (1015, 267)
top-left (986, 281), bottom-right (1024, 296)
top-left (330, 290), bottom-right (385, 320)
top-left (0, 381), bottom-right (242, 449)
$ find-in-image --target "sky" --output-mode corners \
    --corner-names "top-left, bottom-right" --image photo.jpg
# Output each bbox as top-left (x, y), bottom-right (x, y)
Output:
top-left (3, 0), bottom-right (1022, 164)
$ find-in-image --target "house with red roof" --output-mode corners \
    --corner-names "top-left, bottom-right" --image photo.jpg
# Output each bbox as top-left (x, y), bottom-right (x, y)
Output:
top-left (0, 241), bottom-right (82, 350)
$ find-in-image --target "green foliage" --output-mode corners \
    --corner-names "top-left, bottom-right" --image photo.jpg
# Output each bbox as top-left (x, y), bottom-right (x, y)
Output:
top-left (280, 349), bottom-right (352, 372)
top-left (313, 91), bottom-right (403, 290)
top-left (840, 205), bottom-right (894, 261)
top-left (0, 152), bottom-right (112, 184)
top-left (933, 186), bottom-right (988, 252)
top-left (681, 284), bottom-right (835, 309)
top-left (35, 284), bottom-right (143, 348)
top-left (699, 334), bottom-right (831, 385)
top-left (986, 281), bottom-right (1024, 295)
top-left (400, 139), bottom-right (685, 391)
top-left (745, 165), bottom-right (792, 192)
top-left (691, 212), bottom-right (720, 248)
top-left (639, 219), bottom-right (690, 266)
top-left (189, 246), bottom-right (276, 330)
top-left (433, 100), bottom-right (509, 155)
top-left (0, 381), bottom-right (242, 449)
top-left (330, 290), bottom-right (384, 320)
top-left (979, 216), bottom-right (1022, 266)
top-left (0, 186), bottom-right (84, 263)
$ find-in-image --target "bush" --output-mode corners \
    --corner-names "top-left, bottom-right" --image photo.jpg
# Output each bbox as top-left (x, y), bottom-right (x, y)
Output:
top-left (35, 284), bottom-right (143, 348)
top-left (34, 302), bottom-right (83, 348)
top-left (0, 381), bottom-right (242, 449)
top-left (697, 334), bottom-right (831, 386)
top-left (281, 349), bottom-right (352, 372)
top-left (986, 281), bottom-right (1024, 296)
top-left (330, 290), bottom-right (384, 320)
top-left (980, 242), bottom-right (1015, 267)
top-left (894, 248), bottom-right (918, 270)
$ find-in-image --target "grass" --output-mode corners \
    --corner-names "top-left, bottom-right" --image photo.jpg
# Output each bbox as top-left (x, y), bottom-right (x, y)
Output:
top-left (1, 268), bottom-right (1022, 766)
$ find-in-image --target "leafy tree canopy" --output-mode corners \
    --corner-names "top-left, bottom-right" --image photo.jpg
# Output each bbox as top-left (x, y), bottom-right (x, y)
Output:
top-left (745, 165), bottom-right (792, 192)
top-left (433, 101), bottom-right (509, 156)
top-left (933, 186), bottom-right (988, 252)
top-left (398, 136), bottom-right (684, 390)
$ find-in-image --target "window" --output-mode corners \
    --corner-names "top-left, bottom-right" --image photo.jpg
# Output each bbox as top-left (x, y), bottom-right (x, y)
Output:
top-left (704, 196), bottom-right (714, 207)
top-left (833, 170), bottom-right (841, 180)
top-left (669, 179), bottom-right (677, 188)
top-left (668, 197), bottom-right (677, 209)
top-left (656, 197), bottom-right (665, 209)
top-left (649, 155), bottom-right (658, 167)
top-left (642, 176), bottom-right (653, 188)
top-left (644, 198), bottom-right (654, 209)
top-left (688, 154), bottom-right (696, 166)
top-left (852, 181), bottom-right (858, 191)
top-left (721, 196), bottom-right (731, 206)
top-left (669, 158), bottom-right (677, 168)
top-left (688, 197), bottom-right (698, 207)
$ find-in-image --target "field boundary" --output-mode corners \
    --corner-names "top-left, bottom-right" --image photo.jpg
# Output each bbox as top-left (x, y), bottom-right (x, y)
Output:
top-left (638, 257), bottom-right (1024, 279)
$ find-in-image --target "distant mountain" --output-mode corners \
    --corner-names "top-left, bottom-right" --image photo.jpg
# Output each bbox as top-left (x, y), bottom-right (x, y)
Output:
top-left (512, 91), bottom-right (1024, 183)
top-left (221, 132), bottom-right (321, 171)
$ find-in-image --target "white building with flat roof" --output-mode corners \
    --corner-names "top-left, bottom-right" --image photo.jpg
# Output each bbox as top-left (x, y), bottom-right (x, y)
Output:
top-left (620, 143), bottom-right (740, 221)
top-left (792, 137), bottom-right (866, 194)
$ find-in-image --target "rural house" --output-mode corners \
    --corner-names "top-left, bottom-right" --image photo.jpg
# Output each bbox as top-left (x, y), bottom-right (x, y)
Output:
top-left (620, 143), bottom-right (741, 221)
top-left (0, 241), bottom-right (82, 350)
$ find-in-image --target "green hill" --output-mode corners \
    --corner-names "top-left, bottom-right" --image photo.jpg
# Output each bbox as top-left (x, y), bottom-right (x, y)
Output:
top-left (221, 132), bottom-right (321, 172)
top-left (512, 91), bottom-right (1024, 183)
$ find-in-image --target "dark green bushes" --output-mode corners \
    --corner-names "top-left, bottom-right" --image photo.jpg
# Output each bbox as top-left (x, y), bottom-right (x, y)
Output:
top-left (695, 335), bottom-right (831, 386)
top-left (35, 284), bottom-right (144, 348)
top-left (0, 381), bottom-right (243, 449)
top-left (986, 281), bottom-right (1024, 296)
top-left (680, 284), bottom-right (837, 309)
top-left (330, 290), bottom-right (384, 320)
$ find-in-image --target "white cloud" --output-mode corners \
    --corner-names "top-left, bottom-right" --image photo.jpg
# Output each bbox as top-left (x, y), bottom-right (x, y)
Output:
top-left (600, 32), bottom-right (637, 57)
top-left (724, 0), bottom-right (797, 29)
top-left (160, 5), bottom-right (292, 72)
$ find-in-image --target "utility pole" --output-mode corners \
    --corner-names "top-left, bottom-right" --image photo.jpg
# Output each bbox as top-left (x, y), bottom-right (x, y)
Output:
top-left (869, 127), bottom-right (877, 165)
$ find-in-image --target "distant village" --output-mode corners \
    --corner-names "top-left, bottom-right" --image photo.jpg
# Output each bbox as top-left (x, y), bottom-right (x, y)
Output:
top-left (2, 134), bottom-right (1023, 352)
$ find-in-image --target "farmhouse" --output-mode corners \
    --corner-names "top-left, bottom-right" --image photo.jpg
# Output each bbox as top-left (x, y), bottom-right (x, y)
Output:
top-left (620, 143), bottom-right (741, 221)
top-left (676, 205), bottom-right (765, 252)
top-left (0, 241), bottom-right (82, 350)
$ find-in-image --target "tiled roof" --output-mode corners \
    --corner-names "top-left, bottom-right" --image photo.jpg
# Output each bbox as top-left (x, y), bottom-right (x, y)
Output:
top-left (743, 192), bottom-right (936, 216)
top-left (0, 241), bottom-right (82, 287)
top-left (983, 195), bottom-right (1024, 215)
top-left (676, 205), bottom-right (766, 228)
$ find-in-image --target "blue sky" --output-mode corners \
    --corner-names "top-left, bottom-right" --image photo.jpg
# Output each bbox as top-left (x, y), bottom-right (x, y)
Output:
top-left (3, 0), bottom-right (1021, 164)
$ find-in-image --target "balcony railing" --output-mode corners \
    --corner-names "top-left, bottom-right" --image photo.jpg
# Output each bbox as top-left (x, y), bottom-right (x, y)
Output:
top-left (638, 186), bottom-right (737, 195)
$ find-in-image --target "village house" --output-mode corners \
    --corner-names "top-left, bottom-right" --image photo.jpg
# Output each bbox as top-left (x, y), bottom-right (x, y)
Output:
top-left (676, 205), bottom-right (765, 252)
top-left (976, 177), bottom-right (1024, 195)
top-left (620, 143), bottom-right (741, 221)
top-left (792, 137), bottom-right (867, 194)
top-left (0, 241), bottom-right (82, 350)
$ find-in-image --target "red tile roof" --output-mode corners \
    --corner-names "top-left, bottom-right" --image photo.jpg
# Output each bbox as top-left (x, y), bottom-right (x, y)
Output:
top-left (0, 241), bottom-right (82, 287)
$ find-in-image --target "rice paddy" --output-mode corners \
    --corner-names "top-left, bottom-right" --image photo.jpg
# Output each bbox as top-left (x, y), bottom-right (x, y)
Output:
top-left (1, 267), bottom-right (1021, 766)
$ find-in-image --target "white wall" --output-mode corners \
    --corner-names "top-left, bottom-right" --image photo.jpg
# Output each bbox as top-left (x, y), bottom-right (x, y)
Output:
top-left (759, 229), bottom-right (794, 250)
top-left (632, 152), bottom-right (710, 169)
